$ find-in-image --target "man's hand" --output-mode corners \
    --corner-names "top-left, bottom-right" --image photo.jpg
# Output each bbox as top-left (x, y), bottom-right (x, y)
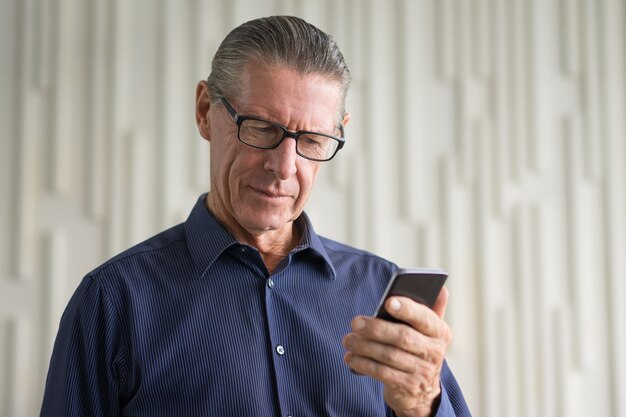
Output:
top-left (342, 288), bottom-right (452, 417)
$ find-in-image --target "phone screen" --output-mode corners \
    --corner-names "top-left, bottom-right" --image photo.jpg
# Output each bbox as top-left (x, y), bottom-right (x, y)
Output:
top-left (374, 268), bottom-right (448, 323)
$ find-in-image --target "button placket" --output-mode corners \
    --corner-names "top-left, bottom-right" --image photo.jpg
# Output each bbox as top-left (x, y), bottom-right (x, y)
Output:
top-left (269, 280), bottom-right (283, 356)
top-left (264, 271), bottom-right (290, 413)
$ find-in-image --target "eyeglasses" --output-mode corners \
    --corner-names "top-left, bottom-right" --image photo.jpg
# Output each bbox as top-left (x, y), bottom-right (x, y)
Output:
top-left (220, 98), bottom-right (345, 162)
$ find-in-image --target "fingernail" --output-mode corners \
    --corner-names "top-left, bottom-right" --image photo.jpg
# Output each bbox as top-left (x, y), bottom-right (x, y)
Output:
top-left (353, 318), bottom-right (366, 331)
top-left (389, 298), bottom-right (401, 311)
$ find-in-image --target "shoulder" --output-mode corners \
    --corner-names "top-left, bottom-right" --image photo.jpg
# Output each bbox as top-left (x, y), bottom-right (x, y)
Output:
top-left (318, 235), bottom-right (397, 277)
top-left (85, 223), bottom-right (188, 287)
top-left (65, 223), bottom-right (190, 320)
top-left (318, 235), bottom-right (387, 260)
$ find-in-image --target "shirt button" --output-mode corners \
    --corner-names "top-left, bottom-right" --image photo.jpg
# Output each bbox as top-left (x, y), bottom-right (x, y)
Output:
top-left (276, 345), bottom-right (285, 355)
top-left (267, 278), bottom-right (274, 289)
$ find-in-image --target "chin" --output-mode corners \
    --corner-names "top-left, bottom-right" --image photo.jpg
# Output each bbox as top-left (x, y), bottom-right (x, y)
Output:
top-left (240, 212), bottom-right (294, 232)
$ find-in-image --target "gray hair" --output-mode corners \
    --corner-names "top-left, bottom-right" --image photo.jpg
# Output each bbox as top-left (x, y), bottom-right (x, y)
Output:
top-left (207, 16), bottom-right (351, 116)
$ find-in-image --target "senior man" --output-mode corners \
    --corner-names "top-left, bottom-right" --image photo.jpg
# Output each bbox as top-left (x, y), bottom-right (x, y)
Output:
top-left (40, 16), bottom-right (471, 417)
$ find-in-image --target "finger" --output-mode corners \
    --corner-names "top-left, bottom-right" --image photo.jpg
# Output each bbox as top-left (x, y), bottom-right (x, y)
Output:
top-left (432, 286), bottom-right (449, 319)
top-left (348, 316), bottom-right (438, 361)
top-left (342, 333), bottom-right (419, 372)
top-left (344, 351), bottom-right (415, 386)
top-left (384, 297), bottom-right (448, 338)
top-left (344, 350), bottom-right (441, 398)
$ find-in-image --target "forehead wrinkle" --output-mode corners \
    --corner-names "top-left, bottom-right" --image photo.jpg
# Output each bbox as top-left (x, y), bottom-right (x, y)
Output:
top-left (235, 73), bottom-right (342, 134)
top-left (235, 92), bottom-right (339, 134)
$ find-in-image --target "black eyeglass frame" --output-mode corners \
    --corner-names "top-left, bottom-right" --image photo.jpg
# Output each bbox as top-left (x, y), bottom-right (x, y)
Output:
top-left (220, 98), bottom-right (345, 162)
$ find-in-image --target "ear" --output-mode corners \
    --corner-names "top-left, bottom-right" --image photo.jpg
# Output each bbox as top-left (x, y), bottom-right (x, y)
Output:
top-left (342, 112), bottom-right (351, 128)
top-left (195, 80), bottom-right (213, 141)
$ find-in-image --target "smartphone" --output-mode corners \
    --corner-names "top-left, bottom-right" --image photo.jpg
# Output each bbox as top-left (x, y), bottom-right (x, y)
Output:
top-left (374, 268), bottom-right (448, 323)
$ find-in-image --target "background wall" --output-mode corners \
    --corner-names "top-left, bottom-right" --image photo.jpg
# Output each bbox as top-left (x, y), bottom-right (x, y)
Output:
top-left (1, 0), bottom-right (625, 416)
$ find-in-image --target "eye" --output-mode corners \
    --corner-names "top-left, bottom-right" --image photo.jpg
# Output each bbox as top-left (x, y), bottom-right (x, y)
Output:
top-left (240, 119), bottom-right (282, 146)
top-left (300, 135), bottom-right (322, 146)
top-left (254, 126), bottom-right (274, 134)
top-left (246, 120), bottom-right (271, 129)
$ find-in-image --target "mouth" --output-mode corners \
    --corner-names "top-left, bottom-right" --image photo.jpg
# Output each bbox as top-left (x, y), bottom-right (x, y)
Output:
top-left (249, 186), bottom-right (293, 200)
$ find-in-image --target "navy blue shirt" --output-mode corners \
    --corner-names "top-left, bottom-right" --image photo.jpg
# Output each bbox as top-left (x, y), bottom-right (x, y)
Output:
top-left (40, 194), bottom-right (471, 417)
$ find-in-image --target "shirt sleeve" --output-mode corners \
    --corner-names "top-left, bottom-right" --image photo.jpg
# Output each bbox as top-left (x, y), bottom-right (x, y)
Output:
top-left (431, 360), bottom-right (472, 417)
top-left (387, 360), bottom-right (472, 417)
top-left (39, 275), bottom-right (127, 417)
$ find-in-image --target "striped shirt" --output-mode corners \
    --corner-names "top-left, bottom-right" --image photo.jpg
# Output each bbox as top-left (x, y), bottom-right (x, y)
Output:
top-left (40, 194), bottom-right (471, 417)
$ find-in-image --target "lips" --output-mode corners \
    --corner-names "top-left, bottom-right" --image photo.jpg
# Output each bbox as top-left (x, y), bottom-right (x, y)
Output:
top-left (249, 185), bottom-right (294, 199)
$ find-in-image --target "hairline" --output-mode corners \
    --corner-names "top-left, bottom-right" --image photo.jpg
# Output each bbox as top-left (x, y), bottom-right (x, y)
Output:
top-left (215, 58), bottom-right (348, 126)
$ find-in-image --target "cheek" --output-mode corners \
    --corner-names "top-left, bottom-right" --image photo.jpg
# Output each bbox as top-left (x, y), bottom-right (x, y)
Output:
top-left (208, 117), bottom-right (245, 183)
top-left (210, 144), bottom-right (230, 183)
top-left (223, 149), bottom-right (263, 194)
top-left (296, 164), bottom-right (320, 200)
top-left (210, 143), bottom-right (241, 199)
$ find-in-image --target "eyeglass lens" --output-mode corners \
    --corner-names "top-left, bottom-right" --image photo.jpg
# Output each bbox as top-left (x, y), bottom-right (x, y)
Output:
top-left (240, 119), bottom-right (339, 161)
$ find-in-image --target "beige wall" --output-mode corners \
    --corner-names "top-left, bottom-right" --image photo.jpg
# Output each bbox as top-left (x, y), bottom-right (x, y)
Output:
top-left (1, 0), bottom-right (625, 416)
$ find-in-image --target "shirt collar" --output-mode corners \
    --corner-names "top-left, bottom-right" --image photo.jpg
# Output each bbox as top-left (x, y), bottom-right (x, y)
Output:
top-left (184, 193), bottom-right (337, 279)
top-left (291, 212), bottom-right (337, 279)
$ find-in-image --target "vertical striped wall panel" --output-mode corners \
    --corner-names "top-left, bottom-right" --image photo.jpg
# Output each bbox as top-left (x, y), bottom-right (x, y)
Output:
top-left (0, 1), bottom-right (624, 416)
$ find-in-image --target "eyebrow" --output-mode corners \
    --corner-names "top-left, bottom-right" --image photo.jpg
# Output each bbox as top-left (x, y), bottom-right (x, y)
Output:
top-left (238, 109), bottom-right (340, 136)
top-left (221, 97), bottom-right (343, 136)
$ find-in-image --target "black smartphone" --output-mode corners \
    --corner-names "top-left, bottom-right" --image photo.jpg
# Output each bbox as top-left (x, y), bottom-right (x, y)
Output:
top-left (374, 268), bottom-right (448, 323)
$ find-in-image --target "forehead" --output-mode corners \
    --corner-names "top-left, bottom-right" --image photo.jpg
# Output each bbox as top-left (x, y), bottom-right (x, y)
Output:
top-left (233, 63), bottom-right (343, 130)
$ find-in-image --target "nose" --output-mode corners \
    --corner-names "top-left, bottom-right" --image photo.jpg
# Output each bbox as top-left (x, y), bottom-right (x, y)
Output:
top-left (263, 137), bottom-right (298, 180)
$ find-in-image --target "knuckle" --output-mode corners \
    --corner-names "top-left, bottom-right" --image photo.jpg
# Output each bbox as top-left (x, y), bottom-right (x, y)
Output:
top-left (367, 319), bottom-right (384, 338)
top-left (382, 348), bottom-right (401, 365)
top-left (398, 327), bottom-right (415, 347)
top-left (423, 317), bottom-right (436, 333)
top-left (418, 379), bottom-right (434, 396)
top-left (430, 347), bottom-right (444, 364)
top-left (418, 361), bottom-right (438, 381)
top-left (376, 362), bottom-right (394, 381)
top-left (432, 337), bottom-right (449, 360)
top-left (406, 373), bottom-right (428, 396)
top-left (381, 348), bottom-right (398, 363)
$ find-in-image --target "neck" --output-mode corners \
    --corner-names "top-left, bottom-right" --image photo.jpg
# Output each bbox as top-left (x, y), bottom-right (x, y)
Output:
top-left (205, 193), bottom-right (301, 274)
top-left (250, 230), bottom-right (300, 274)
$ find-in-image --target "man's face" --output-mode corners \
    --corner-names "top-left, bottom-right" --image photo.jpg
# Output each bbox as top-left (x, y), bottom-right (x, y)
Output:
top-left (198, 64), bottom-right (345, 238)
